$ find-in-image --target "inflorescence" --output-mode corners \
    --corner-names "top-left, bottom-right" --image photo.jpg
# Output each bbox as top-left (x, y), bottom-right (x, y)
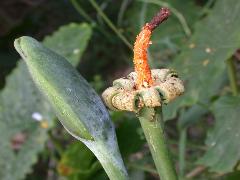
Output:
top-left (102, 8), bottom-right (184, 112)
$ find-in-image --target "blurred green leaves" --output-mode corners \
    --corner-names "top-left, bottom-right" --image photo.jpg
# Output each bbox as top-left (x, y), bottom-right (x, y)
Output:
top-left (0, 23), bottom-right (92, 180)
top-left (58, 141), bottom-right (103, 180)
top-left (164, 0), bottom-right (240, 120)
top-left (1, 0), bottom-right (240, 179)
top-left (198, 95), bottom-right (240, 173)
top-left (116, 114), bottom-right (145, 158)
top-left (44, 23), bottom-right (93, 67)
top-left (162, 0), bottom-right (240, 174)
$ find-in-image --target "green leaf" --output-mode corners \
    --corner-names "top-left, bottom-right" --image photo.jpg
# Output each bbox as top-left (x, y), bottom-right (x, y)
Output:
top-left (0, 23), bottom-right (92, 180)
top-left (14, 36), bottom-right (128, 179)
top-left (223, 171), bottom-right (240, 180)
top-left (58, 141), bottom-right (102, 180)
top-left (198, 95), bottom-right (240, 173)
top-left (44, 23), bottom-right (92, 66)
top-left (178, 104), bottom-right (208, 129)
top-left (164, 0), bottom-right (240, 120)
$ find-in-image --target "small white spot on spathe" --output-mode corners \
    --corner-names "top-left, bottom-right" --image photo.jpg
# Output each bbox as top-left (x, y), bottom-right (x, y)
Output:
top-left (32, 112), bottom-right (43, 121)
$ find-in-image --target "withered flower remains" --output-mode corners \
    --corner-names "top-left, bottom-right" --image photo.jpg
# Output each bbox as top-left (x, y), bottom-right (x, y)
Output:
top-left (102, 8), bottom-right (184, 112)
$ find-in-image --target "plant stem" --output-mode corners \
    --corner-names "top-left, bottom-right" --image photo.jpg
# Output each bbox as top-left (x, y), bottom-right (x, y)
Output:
top-left (128, 163), bottom-right (158, 175)
top-left (71, 0), bottom-right (93, 22)
top-left (138, 107), bottom-right (178, 180)
top-left (200, 0), bottom-right (216, 16)
top-left (227, 57), bottom-right (238, 96)
top-left (179, 128), bottom-right (186, 179)
top-left (89, 0), bottom-right (132, 49)
top-left (99, 158), bottom-right (128, 180)
top-left (186, 166), bottom-right (206, 179)
top-left (117, 0), bottom-right (130, 26)
top-left (84, 140), bottom-right (129, 180)
top-left (70, 0), bottom-right (112, 40)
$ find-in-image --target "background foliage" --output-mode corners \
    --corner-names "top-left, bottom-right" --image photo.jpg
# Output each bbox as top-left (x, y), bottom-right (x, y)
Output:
top-left (0, 0), bottom-right (240, 179)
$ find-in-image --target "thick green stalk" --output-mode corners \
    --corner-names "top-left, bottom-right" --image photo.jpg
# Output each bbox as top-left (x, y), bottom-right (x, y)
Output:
top-left (100, 161), bottom-right (127, 180)
top-left (179, 128), bottom-right (186, 179)
top-left (227, 57), bottom-right (238, 96)
top-left (85, 140), bottom-right (129, 180)
top-left (138, 107), bottom-right (178, 180)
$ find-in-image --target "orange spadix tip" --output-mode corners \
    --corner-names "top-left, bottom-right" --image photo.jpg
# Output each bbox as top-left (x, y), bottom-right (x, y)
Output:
top-left (133, 8), bottom-right (170, 89)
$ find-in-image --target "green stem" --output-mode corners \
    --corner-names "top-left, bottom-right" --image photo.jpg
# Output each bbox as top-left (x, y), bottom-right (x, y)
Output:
top-left (117, 0), bottom-right (130, 26)
top-left (85, 140), bottom-right (129, 180)
top-left (200, 0), bottom-right (216, 16)
top-left (227, 57), bottom-right (238, 96)
top-left (70, 0), bottom-right (112, 40)
top-left (138, 107), bottom-right (178, 180)
top-left (128, 163), bottom-right (158, 175)
top-left (99, 158), bottom-right (128, 180)
top-left (89, 0), bottom-right (132, 49)
top-left (49, 131), bottom-right (64, 155)
top-left (71, 0), bottom-right (93, 22)
top-left (179, 128), bottom-right (186, 179)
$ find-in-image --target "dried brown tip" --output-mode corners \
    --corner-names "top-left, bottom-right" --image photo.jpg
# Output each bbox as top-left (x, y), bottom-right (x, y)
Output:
top-left (146, 7), bottom-right (171, 31)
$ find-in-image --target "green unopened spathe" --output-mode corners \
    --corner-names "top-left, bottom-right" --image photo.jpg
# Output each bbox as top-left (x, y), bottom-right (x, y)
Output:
top-left (14, 36), bottom-right (128, 180)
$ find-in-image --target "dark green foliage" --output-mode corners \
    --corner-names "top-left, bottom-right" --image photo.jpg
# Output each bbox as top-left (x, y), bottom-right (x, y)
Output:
top-left (116, 113), bottom-right (145, 158)
top-left (164, 0), bottom-right (240, 120)
top-left (1, 0), bottom-right (240, 179)
top-left (57, 141), bottom-right (103, 180)
top-left (198, 95), bottom-right (240, 173)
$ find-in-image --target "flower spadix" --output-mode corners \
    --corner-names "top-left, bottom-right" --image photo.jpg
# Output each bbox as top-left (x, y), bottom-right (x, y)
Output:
top-left (102, 8), bottom-right (184, 112)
